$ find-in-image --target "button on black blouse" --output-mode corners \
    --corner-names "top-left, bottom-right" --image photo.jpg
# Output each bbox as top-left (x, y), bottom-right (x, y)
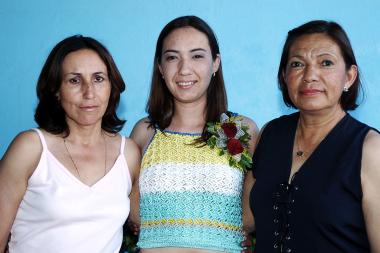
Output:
top-left (250, 113), bottom-right (377, 253)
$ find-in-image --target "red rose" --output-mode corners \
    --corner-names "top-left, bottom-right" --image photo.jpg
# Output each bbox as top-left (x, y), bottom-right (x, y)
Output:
top-left (227, 138), bottom-right (244, 155)
top-left (221, 123), bottom-right (237, 138)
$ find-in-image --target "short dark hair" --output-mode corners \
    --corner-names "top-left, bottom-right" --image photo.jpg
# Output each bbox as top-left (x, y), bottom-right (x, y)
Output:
top-left (34, 35), bottom-right (126, 134)
top-left (146, 15), bottom-right (227, 142)
top-left (278, 20), bottom-right (362, 111)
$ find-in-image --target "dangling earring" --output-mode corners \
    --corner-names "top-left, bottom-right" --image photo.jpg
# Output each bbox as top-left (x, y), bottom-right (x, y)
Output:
top-left (213, 72), bottom-right (216, 77)
top-left (343, 86), bottom-right (349, 92)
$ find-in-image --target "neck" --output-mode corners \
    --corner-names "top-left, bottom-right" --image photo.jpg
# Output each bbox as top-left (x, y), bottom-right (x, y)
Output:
top-left (298, 107), bottom-right (346, 139)
top-left (295, 107), bottom-right (346, 158)
top-left (169, 100), bottom-right (207, 133)
top-left (64, 120), bottom-right (105, 146)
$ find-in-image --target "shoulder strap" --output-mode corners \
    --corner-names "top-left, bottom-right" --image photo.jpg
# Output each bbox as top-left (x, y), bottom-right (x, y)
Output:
top-left (120, 135), bottom-right (126, 154)
top-left (32, 128), bottom-right (48, 150)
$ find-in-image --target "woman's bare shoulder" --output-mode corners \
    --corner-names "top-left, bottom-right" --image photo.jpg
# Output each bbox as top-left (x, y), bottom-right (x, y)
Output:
top-left (130, 117), bottom-right (156, 152)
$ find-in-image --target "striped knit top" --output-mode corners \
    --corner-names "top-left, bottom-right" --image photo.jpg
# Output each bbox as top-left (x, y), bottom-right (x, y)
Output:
top-left (138, 129), bottom-right (244, 252)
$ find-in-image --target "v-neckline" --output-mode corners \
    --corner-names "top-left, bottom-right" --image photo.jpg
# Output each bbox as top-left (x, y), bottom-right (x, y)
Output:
top-left (46, 149), bottom-right (122, 189)
top-left (286, 113), bottom-right (349, 184)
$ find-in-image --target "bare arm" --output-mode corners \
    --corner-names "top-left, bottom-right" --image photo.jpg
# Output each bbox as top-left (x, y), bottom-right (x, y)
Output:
top-left (124, 138), bottom-right (141, 226)
top-left (241, 116), bottom-right (259, 233)
top-left (0, 131), bottom-right (41, 251)
top-left (130, 117), bottom-right (155, 153)
top-left (126, 118), bottom-right (155, 230)
top-left (361, 130), bottom-right (380, 253)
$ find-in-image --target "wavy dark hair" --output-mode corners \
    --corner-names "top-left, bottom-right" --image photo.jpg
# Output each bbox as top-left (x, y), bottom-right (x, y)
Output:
top-left (278, 20), bottom-right (362, 111)
top-left (34, 35), bottom-right (125, 135)
top-left (146, 15), bottom-right (227, 142)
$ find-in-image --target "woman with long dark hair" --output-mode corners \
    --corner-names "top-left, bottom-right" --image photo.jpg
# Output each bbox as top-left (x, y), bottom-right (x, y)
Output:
top-left (131, 16), bottom-right (258, 253)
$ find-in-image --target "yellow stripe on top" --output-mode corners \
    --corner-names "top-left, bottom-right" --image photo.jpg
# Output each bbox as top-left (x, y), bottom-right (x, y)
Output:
top-left (142, 130), bottom-right (230, 170)
top-left (141, 218), bottom-right (242, 232)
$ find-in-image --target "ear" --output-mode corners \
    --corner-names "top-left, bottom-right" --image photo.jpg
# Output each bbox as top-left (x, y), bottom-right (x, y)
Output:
top-left (212, 54), bottom-right (221, 74)
top-left (345, 64), bottom-right (358, 89)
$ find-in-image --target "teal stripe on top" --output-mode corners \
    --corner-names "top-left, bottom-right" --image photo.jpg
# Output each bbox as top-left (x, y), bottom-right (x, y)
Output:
top-left (140, 191), bottom-right (242, 226)
top-left (138, 224), bottom-right (243, 252)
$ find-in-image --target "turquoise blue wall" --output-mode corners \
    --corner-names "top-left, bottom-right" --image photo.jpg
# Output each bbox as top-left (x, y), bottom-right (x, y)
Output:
top-left (1, 0), bottom-right (379, 156)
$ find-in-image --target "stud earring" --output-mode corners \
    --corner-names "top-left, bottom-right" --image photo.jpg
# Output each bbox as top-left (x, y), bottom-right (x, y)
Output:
top-left (213, 72), bottom-right (216, 77)
top-left (343, 86), bottom-right (349, 92)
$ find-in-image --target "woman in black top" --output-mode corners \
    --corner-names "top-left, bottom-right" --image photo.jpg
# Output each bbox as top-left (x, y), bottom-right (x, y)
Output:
top-left (244, 20), bottom-right (380, 253)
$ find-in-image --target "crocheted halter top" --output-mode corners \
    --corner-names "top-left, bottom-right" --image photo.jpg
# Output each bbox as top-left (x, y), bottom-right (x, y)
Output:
top-left (138, 129), bottom-right (244, 252)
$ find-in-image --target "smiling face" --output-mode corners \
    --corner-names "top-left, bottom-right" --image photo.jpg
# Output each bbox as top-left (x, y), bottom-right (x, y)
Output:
top-left (158, 27), bottom-right (220, 106)
top-left (284, 33), bottom-right (357, 113)
top-left (58, 49), bottom-right (111, 128)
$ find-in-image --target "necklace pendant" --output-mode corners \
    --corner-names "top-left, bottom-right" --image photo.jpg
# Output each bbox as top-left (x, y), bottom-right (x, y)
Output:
top-left (296, 151), bottom-right (304, 157)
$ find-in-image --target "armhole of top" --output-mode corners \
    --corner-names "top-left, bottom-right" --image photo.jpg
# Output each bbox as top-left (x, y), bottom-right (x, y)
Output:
top-left (120, 135), bottom-right (133, 192)
top-left (370, 127), bottom-right (380, 134)
top-left (32, 128), bottom-right (47, 151)
top-left (142, 127), bottom-right (158, 156)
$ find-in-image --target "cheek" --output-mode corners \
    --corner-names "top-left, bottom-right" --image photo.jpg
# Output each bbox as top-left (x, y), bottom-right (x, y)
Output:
top-left (59, 90), bottom-right (76, 105)
top-left (284, 74), bottom-right (299, 92)
top-left (161, 63), bottom-right (176, 77)
top-left (101, 86), bottom-right (112, 103)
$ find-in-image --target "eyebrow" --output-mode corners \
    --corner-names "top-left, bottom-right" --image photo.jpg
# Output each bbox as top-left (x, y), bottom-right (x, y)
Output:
top-left (63, 72), bottom-right (81, 76)
top-left (316, 53), bottom-right (337, 58)
top-left (63, 71), bottom-right (107, 76)
top-left (288, 54), bottom-right (304, 59)
top-left (163, 48), bottom-right (207, 54)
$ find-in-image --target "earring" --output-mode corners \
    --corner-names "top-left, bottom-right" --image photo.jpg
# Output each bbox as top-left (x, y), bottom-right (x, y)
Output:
top-left (213, 72), bottom-right (216, 77)
top-left (343, 86), bottom-right (349, 92)
top-left (162, 75), bottom-right (165, 80)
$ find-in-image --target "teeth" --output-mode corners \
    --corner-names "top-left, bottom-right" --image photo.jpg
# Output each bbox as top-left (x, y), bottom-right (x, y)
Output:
top-left (177, 81), bottom-right (195, 86)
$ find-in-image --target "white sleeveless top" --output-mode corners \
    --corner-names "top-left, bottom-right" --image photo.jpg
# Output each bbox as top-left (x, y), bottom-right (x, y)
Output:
top-left (8, 129), bottom-right (132, 253)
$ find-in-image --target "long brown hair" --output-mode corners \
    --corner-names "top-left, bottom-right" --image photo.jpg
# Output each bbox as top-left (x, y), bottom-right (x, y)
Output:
top-left (146, 15), bottom-right (227, 142)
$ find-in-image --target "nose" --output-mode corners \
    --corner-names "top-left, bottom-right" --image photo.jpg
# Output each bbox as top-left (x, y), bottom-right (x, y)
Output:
top-left (82, 80), bottom-right (95, 99)
top-left (303, 65), bottom-right (319, 83)
top-left (178, 58), bottom-right (192, 75)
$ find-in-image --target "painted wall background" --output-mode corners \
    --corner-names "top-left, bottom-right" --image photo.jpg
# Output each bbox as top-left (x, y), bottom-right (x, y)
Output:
top-left (1, 0), bottom-right (379, 156)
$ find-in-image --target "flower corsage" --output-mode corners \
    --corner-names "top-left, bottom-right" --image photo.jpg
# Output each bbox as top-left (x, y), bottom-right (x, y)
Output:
top-left (206, 112), bottom-right (252, 171)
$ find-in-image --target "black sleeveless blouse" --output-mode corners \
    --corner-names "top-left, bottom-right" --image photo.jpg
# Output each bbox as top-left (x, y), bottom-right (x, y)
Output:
top-left (250, 113), bottom-right (377, 253)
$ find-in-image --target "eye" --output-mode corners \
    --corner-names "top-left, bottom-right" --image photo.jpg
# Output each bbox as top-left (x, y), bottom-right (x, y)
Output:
top-left (68, 77), bottom-right (80, 84)
top-left (165, 55), bottom-right (177, 61)
top-left (289, 61), bottom-right (303, 68)
top-left (94, 75), bottom-right (105, 83)
top-left (193, 54), bottom-right (204, 59)
top-left (321, 60), bottom-right (334, 66)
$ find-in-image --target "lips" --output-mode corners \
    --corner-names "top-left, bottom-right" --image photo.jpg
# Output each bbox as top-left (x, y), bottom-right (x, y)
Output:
top-left (176, 80), bottom-right (197, 88)
top-left (79, 105), bottom-right (99, 111)
top-left (300, 88), bottom-right (323, 96)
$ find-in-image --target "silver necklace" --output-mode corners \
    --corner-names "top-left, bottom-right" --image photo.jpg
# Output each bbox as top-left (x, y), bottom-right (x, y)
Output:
top-left (63, 132), bottom-right (107, 180)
